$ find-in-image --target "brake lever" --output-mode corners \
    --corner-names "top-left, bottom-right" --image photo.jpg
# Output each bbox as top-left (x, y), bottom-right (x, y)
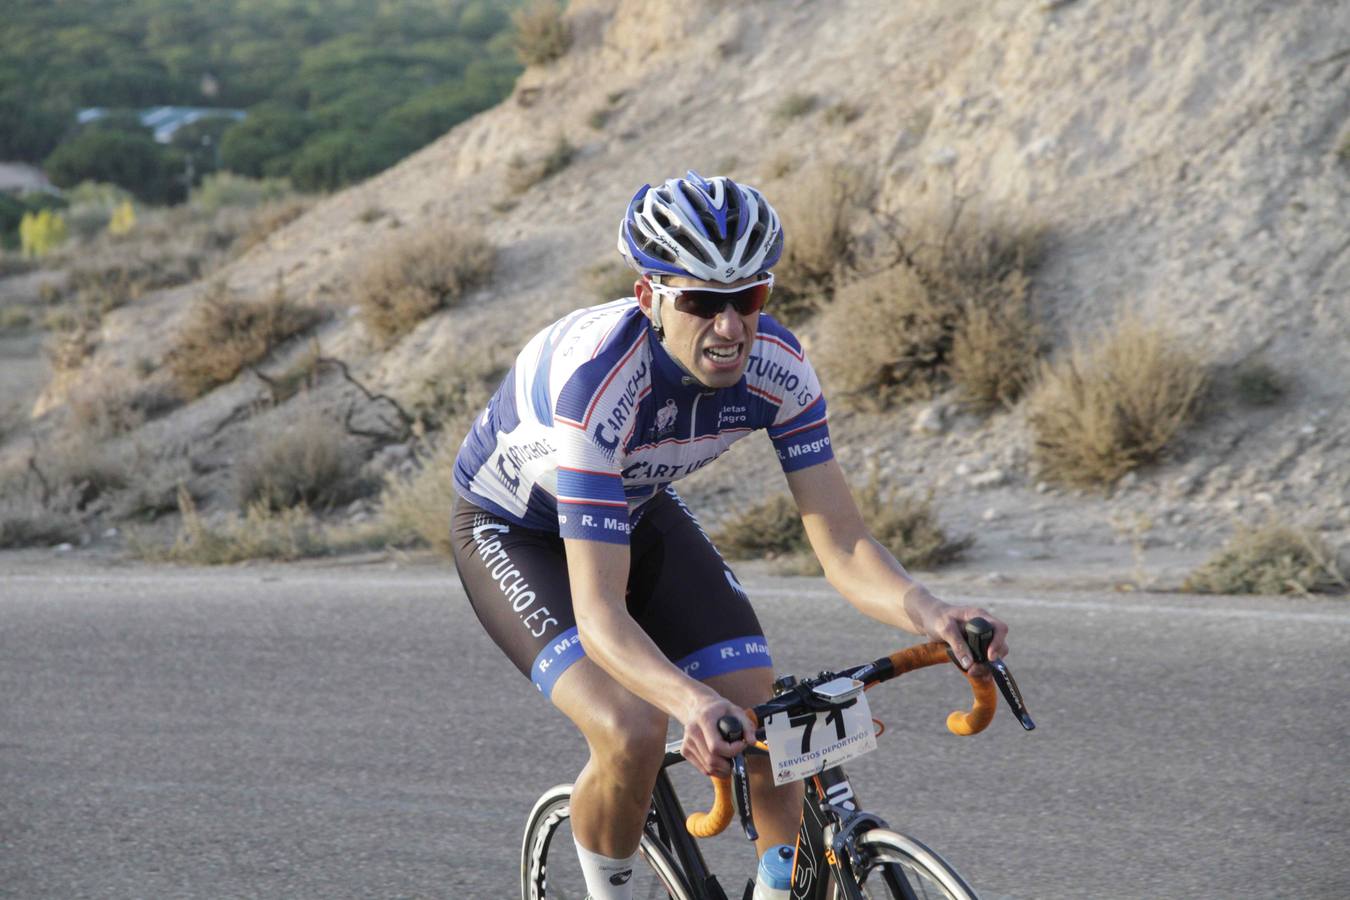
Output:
top-left (717, 715), bottom-right (758, 841)
top-left (731, 754), bottom-right (757, 841)
top-left (949, 617), bottom-right (1036, 731)
top-left (989, 659), bottom-right (1035, 731)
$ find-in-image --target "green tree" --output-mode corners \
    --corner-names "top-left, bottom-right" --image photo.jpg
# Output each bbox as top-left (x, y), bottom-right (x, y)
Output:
top-left (218, 104), bottom-right (313, 178)
top-left (44, 129), bottom-right (183, 204)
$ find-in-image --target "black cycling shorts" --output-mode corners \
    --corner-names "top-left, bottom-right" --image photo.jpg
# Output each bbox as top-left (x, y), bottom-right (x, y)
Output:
top-left (451, 487), bottom-right (770, 700)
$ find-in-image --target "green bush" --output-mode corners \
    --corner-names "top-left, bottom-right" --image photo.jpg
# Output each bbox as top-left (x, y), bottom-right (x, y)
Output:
top-left (190, 172), bottom-right (294, 212)
top-left (44, 129), bottom-right (183, 205)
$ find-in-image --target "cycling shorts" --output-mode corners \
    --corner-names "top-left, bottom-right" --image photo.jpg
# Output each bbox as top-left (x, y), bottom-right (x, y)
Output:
top-left (451, 488), bottom-right (771, 700)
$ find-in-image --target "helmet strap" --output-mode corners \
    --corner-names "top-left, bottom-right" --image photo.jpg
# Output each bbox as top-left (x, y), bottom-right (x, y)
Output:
top-left (649, 287), bottom-right (666, 340)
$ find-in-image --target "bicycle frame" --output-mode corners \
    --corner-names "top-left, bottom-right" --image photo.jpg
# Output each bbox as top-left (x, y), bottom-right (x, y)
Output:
top-left (646, 750), bottom-right (896, 900)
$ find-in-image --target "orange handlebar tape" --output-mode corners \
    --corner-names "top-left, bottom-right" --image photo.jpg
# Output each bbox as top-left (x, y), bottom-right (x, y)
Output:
top-left (685, 775), bottom-right (733, 838)
top-left (686, 710), bottom-right (760, 838)
top-left (888, 642), bottom-right (997, 736)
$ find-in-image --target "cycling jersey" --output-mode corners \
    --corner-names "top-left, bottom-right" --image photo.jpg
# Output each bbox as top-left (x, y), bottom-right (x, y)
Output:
top-left (453, 299), bottom-right (833, 545)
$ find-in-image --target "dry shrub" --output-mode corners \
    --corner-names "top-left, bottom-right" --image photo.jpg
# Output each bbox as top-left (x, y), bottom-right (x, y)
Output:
top-left (168, 280), bottom-right (324, 399)
top-left (814, 264), bottom-right (953, 408)
top-left (131, 485), bottom-right (400, 565)
top-left (0, 462), bottom-right (83, 547)
top-left (228, 197), bottom-right (313, 256)
top-left (357, 225), bottom-right (496, 345)
top-left (506, 136), bottom-right (576, 195)
top-left (43, 325), bottom-right (99, 374)
top-left (585, 261), bottom-right (638, 301)
top-left (135, 486), bottom-right (327, 564)
top-left (512, 1), bottom-right (572, 66)
top-left (0, 304), bottom-right (34, 331)
top-left (712, 477), bottom-right (969, 573)
top-left (948, 271), bottom-right (1040, 409)
top-left (0, 438), bottom-right (138, 546)
top-left (1183, 521), bottom-right (1346, 595)
top-left (235, 410), bottom-right (370, 512)
top-left (66, 372), bottom-right (180, 437)
top-left (378, 442), bottom-right (460, 556)
top-left (813, 207), bottom-right (1042, 410)
top-left (1027, 314), bottom-right (1208, 487)
top-left (853, 475), bottom-right (972, 570)
top-left (773, 163), bottom-right (869, 322)
top-left (712, 494), bottom-right (809, 561)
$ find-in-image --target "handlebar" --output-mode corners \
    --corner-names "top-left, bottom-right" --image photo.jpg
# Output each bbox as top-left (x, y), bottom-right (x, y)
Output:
top-left (685, 625), bottom-right (1032, 839)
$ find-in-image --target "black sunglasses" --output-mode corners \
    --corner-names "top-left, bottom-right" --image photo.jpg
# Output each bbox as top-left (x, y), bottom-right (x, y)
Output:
top-left (649, 274), bottom-right (774, 319)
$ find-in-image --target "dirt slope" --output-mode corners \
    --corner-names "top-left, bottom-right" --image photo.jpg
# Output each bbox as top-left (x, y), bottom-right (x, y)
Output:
top-left (5, 0), bottom-right (1348, 584)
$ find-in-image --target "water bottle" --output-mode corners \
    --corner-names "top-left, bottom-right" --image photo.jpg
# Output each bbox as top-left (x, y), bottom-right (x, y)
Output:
top-left (752, 844), bottom-right (794, 900)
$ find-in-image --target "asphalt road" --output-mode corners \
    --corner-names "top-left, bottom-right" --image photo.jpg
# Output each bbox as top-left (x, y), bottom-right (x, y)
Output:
top-left (2, 562), bottom-right (1346, 899)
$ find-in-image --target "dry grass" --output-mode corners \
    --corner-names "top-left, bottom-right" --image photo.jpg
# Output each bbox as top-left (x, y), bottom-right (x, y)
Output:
top-left (66, 371), bottom-right (180, 437)
top-left (356, 224), bottom-right (496, 345)
top-left (712, 494), bottom-right (810, 561)
top-left (1183, 521), bottom-right (1346, 595)
top-left (585, 261), bottom-right (638, 301)
top-left (512, 1), bottom-right (572, 66)
top-left (813, 264), bottom-right (952, 408)
top-left (813, 207), bottom-right (1042, 410)
top-left (0, 438), bottom-right (140, 546)
top-left (0, 462), bottom-right (84, 547)
top-left (1027, 314), bottom-right (1208, 487)
top-left (377, 441), bottom-right (460, 556)
top-left (130, 486), bottom-right (392, 564)
top-left (853, 475), bottom-right (973, 570)
top-left (168, 279), bottom-right (324, 399)
top-left (771, 163), bottom-right (869, 323)
top-left (948, 270), bottom-right (1040, 408)
top-left (506, 136), bottom-right (576, 194)
top-left (712, 475), bottom-right (969, 572)
top-left (234, 409), bottom-right (371, 512)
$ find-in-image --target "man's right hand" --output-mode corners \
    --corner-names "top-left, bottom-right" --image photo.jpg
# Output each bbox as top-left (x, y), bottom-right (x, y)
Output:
top-left (679, 691), bottom-right (754, 777)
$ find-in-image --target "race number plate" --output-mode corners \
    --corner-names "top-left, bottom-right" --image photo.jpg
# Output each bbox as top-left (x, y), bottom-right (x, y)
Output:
top-left (763, 684), bottom-right (877, 786)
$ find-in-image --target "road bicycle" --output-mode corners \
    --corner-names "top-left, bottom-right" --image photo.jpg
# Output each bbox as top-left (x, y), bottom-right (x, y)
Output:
top-left (521, 619), bottom-right (1034, 899)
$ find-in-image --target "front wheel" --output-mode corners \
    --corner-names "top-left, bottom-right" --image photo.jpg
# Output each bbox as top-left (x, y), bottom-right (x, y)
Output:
top-left (837, 828), bottom-right (979, 900)
top-left (520, 783), bottom-right (694, 900)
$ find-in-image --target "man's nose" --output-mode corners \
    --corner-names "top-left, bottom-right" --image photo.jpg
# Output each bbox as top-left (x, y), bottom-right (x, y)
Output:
top-left (712, 304), bottom-right (745, 338)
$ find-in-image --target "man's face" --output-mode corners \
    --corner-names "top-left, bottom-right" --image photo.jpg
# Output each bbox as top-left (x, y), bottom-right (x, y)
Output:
top-left (637, 274), bottom-right (765, 389)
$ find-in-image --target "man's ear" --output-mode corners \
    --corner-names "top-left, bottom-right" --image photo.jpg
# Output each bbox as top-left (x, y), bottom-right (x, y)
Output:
top-left (636, 278), bottom-right (653, 316)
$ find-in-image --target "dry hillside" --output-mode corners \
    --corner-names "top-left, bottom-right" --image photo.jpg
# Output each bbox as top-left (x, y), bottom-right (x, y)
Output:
top-left (2, 0), bottom-right (1347, 588)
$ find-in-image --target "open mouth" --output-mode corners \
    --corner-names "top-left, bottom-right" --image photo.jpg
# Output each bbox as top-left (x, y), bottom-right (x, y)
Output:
top-left (703, 343), bottom-right (742, 366)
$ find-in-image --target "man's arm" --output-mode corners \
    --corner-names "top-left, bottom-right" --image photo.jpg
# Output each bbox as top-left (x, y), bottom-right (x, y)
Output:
top-left (783, 458), bottom-right (1009, 667)
top-left (564, 538), bottom-right (752, 775)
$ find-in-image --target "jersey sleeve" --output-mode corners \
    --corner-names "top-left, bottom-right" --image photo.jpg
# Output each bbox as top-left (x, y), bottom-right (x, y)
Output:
top-left (753, 322), bottom-right (834, 473)
top-left (550, 328), bottom-right (649, 544)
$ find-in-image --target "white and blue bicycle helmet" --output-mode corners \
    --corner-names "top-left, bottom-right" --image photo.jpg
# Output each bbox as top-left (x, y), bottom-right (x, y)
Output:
top-left (618, 170), bottom-right (784, 283)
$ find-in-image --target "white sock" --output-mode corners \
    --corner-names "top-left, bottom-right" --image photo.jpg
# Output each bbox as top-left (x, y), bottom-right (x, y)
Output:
top-left (572, 836), bottom-right (638, 900)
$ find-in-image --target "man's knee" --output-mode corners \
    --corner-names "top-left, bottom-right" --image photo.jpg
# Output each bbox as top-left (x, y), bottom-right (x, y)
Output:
top-left (587, 701), bottom-right (668, 772)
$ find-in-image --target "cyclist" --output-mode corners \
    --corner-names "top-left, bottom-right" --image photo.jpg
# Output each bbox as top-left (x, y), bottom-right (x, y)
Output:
top-left (451, 171), bottom-right (1010, 900)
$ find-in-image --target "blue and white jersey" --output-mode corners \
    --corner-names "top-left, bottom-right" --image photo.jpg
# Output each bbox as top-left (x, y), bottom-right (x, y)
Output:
top-left (454, 299), bottom-right (833, 544)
